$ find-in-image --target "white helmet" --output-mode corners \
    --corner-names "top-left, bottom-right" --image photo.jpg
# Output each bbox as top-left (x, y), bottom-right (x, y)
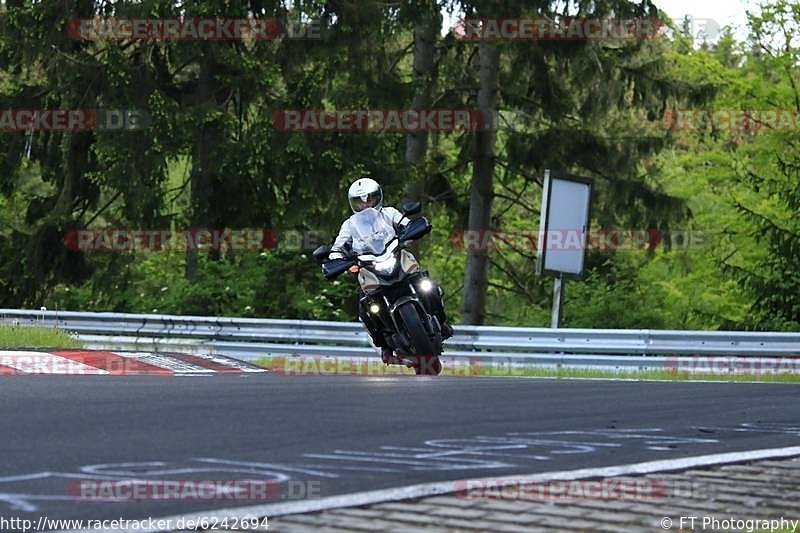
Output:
top-left (348, 177), bottom-right (383, 213)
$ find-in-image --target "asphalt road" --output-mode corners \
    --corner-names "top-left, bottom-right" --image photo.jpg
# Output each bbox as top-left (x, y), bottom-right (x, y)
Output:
top-left (1, 374), bottom-right (799, 526)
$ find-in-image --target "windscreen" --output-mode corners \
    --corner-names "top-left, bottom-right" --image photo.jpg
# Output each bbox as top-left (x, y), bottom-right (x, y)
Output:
top-left (351, 208), bottom-right (396, 255)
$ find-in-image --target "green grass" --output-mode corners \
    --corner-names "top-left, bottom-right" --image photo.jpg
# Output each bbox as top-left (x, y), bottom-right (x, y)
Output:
top-left (254, 356), bottom-right (800, 383)
top-left (0, 325), bottom-right (82, 349)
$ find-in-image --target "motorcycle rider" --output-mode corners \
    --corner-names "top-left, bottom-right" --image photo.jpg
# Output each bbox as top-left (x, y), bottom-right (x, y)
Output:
top-left (329, 177), bottom-right (453, 363)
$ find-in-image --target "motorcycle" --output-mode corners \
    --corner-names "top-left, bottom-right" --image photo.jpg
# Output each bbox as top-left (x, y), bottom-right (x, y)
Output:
top-left (313, 203), bottom-right (445, 375)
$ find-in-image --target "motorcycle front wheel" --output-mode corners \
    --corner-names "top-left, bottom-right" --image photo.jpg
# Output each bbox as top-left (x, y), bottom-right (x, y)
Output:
top-left (396, 302), bottom-right (442, 376)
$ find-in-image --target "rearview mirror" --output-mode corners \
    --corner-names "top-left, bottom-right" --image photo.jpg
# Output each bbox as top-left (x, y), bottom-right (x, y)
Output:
top-left (312, 245), bottom-right (331, 264)
top-left (401, 201), bottom-right (422, 217)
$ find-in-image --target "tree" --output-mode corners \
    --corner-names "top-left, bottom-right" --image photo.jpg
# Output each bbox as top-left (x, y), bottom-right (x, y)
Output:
top-left (451, 0), bottom-right (702, 324)
top-left (722, 0), bottom-right (800, 329)
top-left (461, 41), bottom-right (499, 324)
top-left (404, 0), bottom-right (441, 203)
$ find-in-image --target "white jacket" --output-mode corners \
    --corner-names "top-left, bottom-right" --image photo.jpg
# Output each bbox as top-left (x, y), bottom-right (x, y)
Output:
top-left (329, 206), bottom-right (409, 259)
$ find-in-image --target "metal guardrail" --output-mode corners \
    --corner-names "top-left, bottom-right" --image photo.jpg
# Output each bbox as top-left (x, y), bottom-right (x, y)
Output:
top-left (2, 308), bottom-right (799, 371)
top-left (0, 309), bottom-right (800, 370)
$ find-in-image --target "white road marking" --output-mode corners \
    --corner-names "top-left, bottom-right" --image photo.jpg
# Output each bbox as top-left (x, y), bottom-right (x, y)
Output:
top-left (193, 458), bottom-right (340, 479)
top-left (0, 350), bottom-right (265, 375)
top-left (110, 352), bottom-right (214, 373)
top-left (57, 444), bottom-right (800, 532)
top-left (380, 444), bottom-right (552, 461)
top-left (0, 351), bottom-right (108, 375)
top-left (303, 452), bottom-right (512, 470)
top-left (694, 423), bottom-right (800, 435)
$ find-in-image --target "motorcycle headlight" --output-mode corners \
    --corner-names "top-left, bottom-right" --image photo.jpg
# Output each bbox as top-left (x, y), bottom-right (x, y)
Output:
top-left (400, 250), bottom-right (419, 273)
top-left (374, 256), bottom-right (397, 275)
top-left (419, 278), bottom-right (433, 292)
top-left (358, 269), bottom-right (380, 292)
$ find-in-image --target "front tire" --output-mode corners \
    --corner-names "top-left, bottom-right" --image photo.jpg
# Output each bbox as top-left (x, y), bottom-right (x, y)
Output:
top-left (396, 302), bottom-right (442, 376)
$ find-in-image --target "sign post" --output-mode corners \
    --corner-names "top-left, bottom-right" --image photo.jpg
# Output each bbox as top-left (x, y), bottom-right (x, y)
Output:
top-left (535, 169), bottom-right (592, 328)
top-left (550, 273), bottom-right (564, 328)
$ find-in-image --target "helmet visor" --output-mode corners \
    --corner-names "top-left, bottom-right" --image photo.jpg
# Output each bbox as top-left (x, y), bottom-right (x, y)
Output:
top-left (349, 190), bottom-right (382, 213)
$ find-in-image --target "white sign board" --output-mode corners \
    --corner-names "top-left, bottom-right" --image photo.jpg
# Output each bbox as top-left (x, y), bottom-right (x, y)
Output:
top-left (536, 171), bottom-right (592, 278)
